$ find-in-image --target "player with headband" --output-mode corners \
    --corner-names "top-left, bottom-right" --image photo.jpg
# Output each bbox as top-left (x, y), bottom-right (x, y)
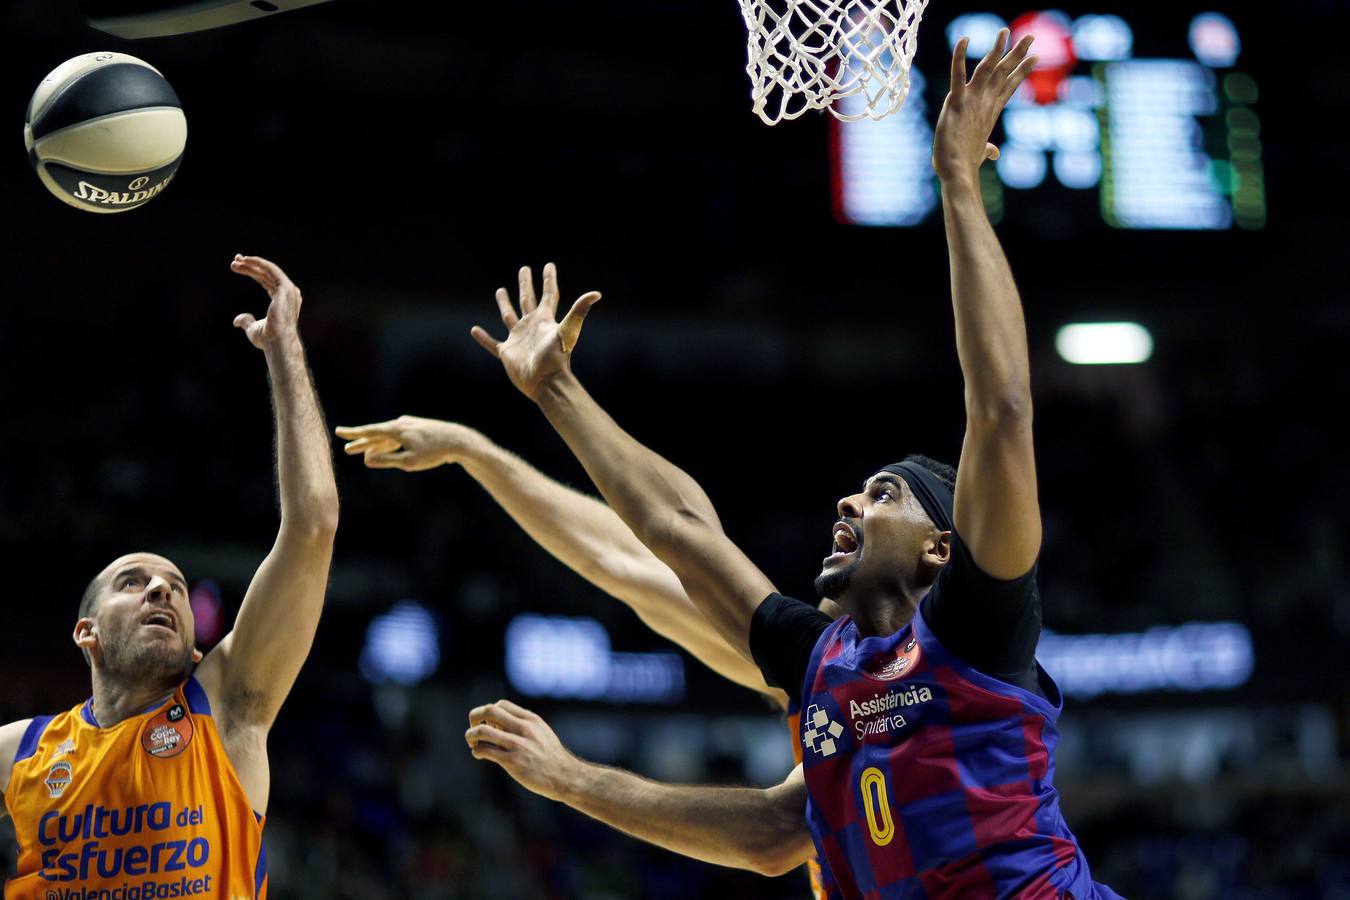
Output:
top-left (465, 31), bottom-right (1121, 899)
top-left (0, 256), bottom-right (339, 900)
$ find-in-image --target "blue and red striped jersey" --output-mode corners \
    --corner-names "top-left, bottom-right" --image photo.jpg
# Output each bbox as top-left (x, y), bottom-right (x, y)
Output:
top-left (798, 606), bottom-right (1121, 899)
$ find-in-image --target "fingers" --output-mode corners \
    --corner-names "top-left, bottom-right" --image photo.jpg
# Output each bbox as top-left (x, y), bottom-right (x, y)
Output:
top-left (994, 33), bottom-right (1036, 80)
top-left (1001, 53), bottom-right (1040, 102)
top-left (558, 291), bottom-right (602, 354)
top-left (494, 288), bottom-right (519, 329)
top-left (340, 436), bottom-right (400, 456)
top-left (517, 266), bottom-right (537, 315)
top-left (364, 450), bottom-right (416, 470)
top-left (229, 254), bottom-right (280, 291)
top-left (971, 28), bottom-right (1009, 83)
top-left (335, 422), bottom-right (397, 441)
top-left (491, 699), bottom-right (541, 722)
top-left (468, 700), bottom-right (531, 730)
top-left (950, 36), bottom-right (969, 98)
top-left (465, 723), bottom-right (522, 755)
top-left (233, 313), bottom-right (257, 331)
top-left (985, 143), bottom-right (1000, 162)
top-left (470, 326), bottom-right (502, 358)
top-left (467, 741), bottom-right (510, 764)
top-left (540, 262), bottom-right (559, 315)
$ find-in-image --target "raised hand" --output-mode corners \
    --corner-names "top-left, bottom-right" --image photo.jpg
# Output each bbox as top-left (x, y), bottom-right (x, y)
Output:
top-left (470, 263), bottom-right (601, 400)
top-left (933, 29), bottom-right (1037, 185)
top-left (465, 700), bottom-right (581, 802)
top-left (334, 416), bottom-right (483, 471)
top-left (229, 254), bottom-right (304, 350)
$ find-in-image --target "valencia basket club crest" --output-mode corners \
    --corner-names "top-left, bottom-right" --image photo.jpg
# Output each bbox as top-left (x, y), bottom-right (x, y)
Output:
top-left (141, 703), bottom-right (193, 759)
top-left (45, 761), bottom-right (73, 798)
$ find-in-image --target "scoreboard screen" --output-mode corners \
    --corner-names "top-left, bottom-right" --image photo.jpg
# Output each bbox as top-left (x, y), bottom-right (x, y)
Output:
top-left (831, 9), bottom-right (1265, 230)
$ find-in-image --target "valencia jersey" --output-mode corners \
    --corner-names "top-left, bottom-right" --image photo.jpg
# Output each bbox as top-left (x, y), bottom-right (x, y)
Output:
top-left (4, 677), bottom-right (268, 900)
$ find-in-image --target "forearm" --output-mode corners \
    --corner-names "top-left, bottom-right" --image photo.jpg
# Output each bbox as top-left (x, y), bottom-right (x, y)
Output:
top-left (459, 435), bottom-right (670, 593)
top-left (458, 435), bottom-right (775, 696)
top-left (941, 178), bottom-right (1033, 419)
top-left (264, 336), bottom-right (340, 534)
top-left (529, 372), bottom-right (769, 652)
top-left (557, 761), bottom-right (810, 876)
top-left (532, 374), bottom-right (716, 548)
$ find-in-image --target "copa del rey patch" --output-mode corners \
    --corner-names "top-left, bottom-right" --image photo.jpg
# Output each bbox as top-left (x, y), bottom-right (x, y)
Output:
top-left (142, 704), bottom-right (193, 759)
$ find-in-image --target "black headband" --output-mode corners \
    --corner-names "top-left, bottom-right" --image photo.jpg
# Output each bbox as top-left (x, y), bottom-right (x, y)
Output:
top-left (882, 461), bottom-right (954, 533)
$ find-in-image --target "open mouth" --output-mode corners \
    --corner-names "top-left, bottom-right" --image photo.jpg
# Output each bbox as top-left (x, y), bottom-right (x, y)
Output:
top-left (824, 521), bottom-right (859, 564)
top-left (142, 612), bottom-right (175, 632)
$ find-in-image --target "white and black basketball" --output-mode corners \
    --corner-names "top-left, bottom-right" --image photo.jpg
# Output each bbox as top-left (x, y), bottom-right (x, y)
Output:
top-left (24, 52), bottom-right (186, 213)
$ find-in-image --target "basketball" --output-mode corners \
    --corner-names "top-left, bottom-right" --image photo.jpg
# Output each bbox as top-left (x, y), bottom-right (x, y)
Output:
top-left (23, 51), bottom-right (186, 213)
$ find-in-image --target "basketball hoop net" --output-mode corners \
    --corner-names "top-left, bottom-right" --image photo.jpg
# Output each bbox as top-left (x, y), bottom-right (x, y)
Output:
top-left (739, 0), bottom-right (930, 125)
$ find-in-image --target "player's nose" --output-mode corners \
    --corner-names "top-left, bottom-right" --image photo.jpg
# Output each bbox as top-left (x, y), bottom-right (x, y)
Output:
top-left (837, 494), bottom-right (863, 519)
top-left (145, 575), bottom-right (172, 599)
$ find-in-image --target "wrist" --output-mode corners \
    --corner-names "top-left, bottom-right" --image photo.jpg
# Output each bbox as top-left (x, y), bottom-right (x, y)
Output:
top-left (261, 330), bottom-right (305, 363)
top-left (552, 753), bottom-right (592, 804)
top-left (532, 369), bottom-right (582, 408)
top-left (938, 170), bottom-right (982, 198)
top-left (448, 428), bottom-right (492, 469)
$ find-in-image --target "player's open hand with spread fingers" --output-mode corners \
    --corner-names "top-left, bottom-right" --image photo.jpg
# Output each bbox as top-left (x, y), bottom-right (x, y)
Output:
top-left (229, 253), bottom-right (304, 350)
top-left (466, 699), bottom-right (581, 803)
top-left (334, 416), bottom-right (485, 472)
top-left (471, 263), bottom-right (601, 400)
top-left (933, 29), bottom-right (1037, 186)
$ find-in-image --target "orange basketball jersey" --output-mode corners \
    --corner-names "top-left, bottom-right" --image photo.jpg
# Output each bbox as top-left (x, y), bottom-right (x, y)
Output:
top-left (787, 709), bottom-right (826, 900)
top-left (4, 677), bottom-right (268, 900)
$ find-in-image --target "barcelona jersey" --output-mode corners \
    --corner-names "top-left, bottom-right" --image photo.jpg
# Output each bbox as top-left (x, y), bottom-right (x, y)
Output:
top-left (4, 677), bottom-right (269, 900)
top-left (788, 704), bottom-right (828, 900)
top-left (797, 607), bottom-right (1120, 899)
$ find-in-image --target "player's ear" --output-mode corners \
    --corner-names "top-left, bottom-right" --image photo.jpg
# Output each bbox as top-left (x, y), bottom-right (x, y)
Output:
top-left (73, 618), bottom-right (98, 655)
top-left (918, 531), bottom-right (952, 581)
top-left (191, 646), bottom-right (204, 664)
top-left (931, 531), bottom-right (952, 564)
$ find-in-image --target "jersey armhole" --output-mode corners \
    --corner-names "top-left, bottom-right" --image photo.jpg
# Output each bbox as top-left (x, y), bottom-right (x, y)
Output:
top-left (14, 715), bottom-right (54, 764)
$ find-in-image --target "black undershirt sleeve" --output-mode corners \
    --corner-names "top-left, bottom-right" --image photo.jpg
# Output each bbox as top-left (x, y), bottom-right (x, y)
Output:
top-left (749, 593), bottom-right (833, 705)
top-left (920, 532), bottom-right (1043, 694)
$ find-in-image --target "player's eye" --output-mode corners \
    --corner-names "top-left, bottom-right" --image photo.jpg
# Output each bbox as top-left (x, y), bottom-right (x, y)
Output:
top-left (120, 577), bottom-right (140, 589)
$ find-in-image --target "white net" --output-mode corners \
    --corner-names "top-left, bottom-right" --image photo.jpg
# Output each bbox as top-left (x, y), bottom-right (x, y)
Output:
top-left (739, 0), bottom-right (931, 125)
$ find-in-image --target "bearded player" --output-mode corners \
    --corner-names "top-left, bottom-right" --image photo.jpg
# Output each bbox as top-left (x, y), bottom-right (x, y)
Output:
top-left (0, 255), bottom-right (339, 899)
top-left (467, 31), bottom-right (1121, 899)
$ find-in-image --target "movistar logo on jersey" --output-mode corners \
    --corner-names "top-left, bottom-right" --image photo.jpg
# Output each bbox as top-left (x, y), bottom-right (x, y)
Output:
top-left (848, 686), bottom-right (932, 740)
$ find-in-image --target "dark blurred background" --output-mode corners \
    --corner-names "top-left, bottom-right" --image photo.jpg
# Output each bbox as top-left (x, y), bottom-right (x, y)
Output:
top-left (1, 0), bottom-right (1348, 897)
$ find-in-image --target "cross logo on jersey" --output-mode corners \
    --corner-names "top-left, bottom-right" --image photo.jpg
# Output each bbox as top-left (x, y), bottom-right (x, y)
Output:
top-left (803, 704), bottom-right (845, 758)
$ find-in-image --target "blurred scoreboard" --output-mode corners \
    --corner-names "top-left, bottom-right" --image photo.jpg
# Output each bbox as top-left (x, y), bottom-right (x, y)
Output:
top-left (831, 10), bottom-right (1265, 230)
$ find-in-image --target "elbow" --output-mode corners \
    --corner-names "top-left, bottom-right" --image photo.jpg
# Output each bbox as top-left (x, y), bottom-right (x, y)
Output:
top-left (311, 496), bottom-right (341, 537)
top-left (639, 508), bottom-right (718, 559)
top-left (745, 840), bottom-right (809, 877)
top-left (964, 387), bottom-right (1033, 431)
top-left (287, 498), bottom-right (340, 542)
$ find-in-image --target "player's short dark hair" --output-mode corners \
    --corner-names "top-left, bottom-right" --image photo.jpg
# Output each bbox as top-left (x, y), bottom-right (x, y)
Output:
top-left (901, 454), bottom-right (956, 494)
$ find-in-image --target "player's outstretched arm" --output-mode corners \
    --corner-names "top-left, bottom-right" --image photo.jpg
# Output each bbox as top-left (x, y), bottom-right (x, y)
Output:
top-left (471, 264), bottom-right (777, 662)
top-left (466, 700), bottom-right (812, 876)
top-left (934, 31), bottom-right (1043, 579)
top-left (196, 256), bottom-right (340, 747)
top-left (334, 417), bottom-right (783, 703)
